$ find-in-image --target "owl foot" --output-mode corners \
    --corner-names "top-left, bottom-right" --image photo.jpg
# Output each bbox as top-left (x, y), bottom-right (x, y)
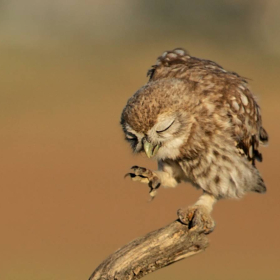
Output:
top-left (125, 166), bottom-right (161, 198)
top-left (177, 205), bottom-right (215, 234)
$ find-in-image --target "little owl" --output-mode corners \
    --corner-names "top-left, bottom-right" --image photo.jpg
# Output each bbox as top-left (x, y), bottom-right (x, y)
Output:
top-left (121, 48), bottom-right (268, 232)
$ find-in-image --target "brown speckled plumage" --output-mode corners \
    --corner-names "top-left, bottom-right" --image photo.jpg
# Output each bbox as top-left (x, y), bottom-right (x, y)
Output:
top-left (121, 48), bottom-right (267, 204)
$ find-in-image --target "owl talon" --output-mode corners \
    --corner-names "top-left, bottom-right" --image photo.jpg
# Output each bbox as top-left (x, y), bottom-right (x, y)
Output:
top-left (177, 205), bottom-right (215, 234)
top-left (125, 166), bottom-right (161, 195)
top-left (124, 173), bottom-right (136, 179)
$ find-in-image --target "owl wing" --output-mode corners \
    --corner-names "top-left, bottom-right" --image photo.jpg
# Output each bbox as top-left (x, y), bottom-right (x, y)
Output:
top-left (225, 82), bottom-right (268, 166)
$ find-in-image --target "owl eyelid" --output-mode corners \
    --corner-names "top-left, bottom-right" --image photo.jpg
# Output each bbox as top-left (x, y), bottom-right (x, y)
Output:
top-left (125, 132), bottom-right (137, 140)
top-left (156, 120), bottom-right (175, 133)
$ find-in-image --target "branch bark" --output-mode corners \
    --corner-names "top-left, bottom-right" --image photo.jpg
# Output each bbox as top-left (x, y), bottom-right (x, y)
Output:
top-left (89, 217), bottom-right (210, 280)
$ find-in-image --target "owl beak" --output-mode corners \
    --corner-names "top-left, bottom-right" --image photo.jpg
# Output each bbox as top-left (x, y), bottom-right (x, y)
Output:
top-left (143, 139), bottom-right (160, 158)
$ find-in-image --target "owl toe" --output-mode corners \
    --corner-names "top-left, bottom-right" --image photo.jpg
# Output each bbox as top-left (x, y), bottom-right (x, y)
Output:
top-left (125, 173), bottom-right (150, 184)
top-left (131, 166), bottom-right (153, 177)
top-left (177, 206), bottom-right (215, 234)
top-left (148, 177), bottom-right (161, 190)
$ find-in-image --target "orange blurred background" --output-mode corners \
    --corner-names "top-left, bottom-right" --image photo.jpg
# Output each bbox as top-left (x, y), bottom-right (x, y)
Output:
top-left (0, 1), bottom-right (279, 280)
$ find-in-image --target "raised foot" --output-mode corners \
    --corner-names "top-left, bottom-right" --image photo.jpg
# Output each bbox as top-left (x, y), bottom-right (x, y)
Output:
top-left (125, 166), bottom-right (161, 198)
top-left (177, 205), bottom-right (215, 234)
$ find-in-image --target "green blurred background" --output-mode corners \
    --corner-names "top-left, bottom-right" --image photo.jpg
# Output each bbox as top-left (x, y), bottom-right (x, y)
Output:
top-left (0, 1), bottom-right (279, 279)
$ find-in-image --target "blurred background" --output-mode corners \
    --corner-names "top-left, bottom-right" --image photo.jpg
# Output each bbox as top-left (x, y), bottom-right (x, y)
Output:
top-left (0, 1), bottom-right (279, 279)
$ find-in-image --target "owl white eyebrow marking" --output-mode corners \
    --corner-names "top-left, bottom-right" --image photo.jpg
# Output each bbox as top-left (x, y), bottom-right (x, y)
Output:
top-left (156, 120), bottom-right (175, 133)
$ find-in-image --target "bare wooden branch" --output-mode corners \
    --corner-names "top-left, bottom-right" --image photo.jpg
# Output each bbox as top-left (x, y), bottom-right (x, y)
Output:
top-left (89, 217), bottom-right (210, 280)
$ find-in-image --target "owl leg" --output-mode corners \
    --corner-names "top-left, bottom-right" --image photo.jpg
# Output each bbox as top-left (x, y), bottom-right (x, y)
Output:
top-left (125, 166), bottom-right (161, 198)
top-left (194, 192), bottom-right (217, 212)
top-left (177, 192), bottom-right (216, 234)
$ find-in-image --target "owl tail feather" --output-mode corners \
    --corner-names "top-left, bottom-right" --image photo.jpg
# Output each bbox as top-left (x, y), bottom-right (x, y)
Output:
top-left (251, 172), bottom-right (266, 194)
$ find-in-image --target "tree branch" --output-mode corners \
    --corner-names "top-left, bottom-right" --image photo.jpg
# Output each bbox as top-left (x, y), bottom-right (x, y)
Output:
top-left (89, 216), bottom-right (211, 280)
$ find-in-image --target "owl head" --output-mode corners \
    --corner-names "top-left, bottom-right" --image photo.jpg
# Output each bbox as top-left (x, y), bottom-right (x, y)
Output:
top-left (121, 78), bottom-right (193, 160)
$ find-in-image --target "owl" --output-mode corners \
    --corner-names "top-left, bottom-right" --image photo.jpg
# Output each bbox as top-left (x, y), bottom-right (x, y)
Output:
top-left (121, 48), bottom-right (268, 231)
